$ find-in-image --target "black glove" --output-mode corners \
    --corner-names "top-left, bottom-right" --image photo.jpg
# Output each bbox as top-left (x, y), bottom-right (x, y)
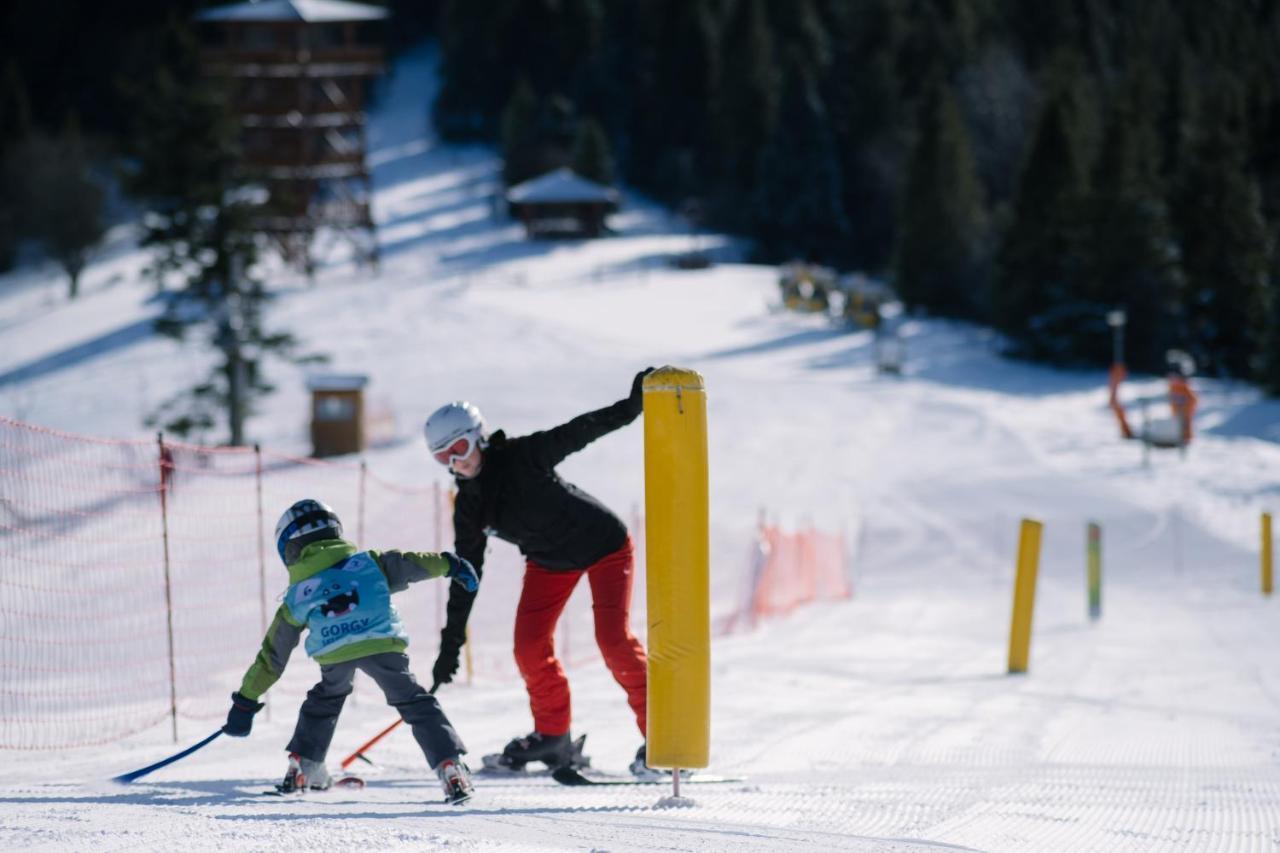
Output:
top-left (628, 366), bottom-right (656, 415)
top-left (223, 691), bottom-right (264, 737)
top-left (433, 633), bottom-right (463, 686)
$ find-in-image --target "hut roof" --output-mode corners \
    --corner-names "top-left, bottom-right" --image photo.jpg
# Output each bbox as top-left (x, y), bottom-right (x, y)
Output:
top-left (197, 0), bottom-right (388, 23)
top-left (507, 168), bottom-right (618, 205)
top-left (306, 373), bottom-right (369, 391)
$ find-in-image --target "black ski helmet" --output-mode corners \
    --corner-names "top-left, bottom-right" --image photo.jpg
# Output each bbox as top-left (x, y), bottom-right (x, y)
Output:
top-left (274, 499), bottom-right (342, 565)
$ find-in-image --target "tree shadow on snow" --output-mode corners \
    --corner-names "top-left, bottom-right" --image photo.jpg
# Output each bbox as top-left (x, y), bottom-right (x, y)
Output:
top-left (0, 778), bottom-right (265, 809)
top-left (699, 327), bottom-right (851, 361)
top-left (0, 316), bottom-right (157, 388)
top-left (1201, 397), bottom-right (1280, 445)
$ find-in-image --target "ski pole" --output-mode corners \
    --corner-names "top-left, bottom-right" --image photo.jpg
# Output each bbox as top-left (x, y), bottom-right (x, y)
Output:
top-left (340, 682), bottom-right (439, 770)
top-left (112, 729), bottom-right (223, 784)
top-left (341, 718), bottom-right (402, 769)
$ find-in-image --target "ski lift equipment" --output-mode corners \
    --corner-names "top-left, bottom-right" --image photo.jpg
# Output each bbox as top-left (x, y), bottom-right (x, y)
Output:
top-left (1106, 356), bottom-right (1198, 453)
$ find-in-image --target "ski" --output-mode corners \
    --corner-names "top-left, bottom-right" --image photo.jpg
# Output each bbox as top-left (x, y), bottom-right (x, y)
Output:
top-left (261, 775), bottom-right (366, 796)
top-left (474, 764), bottom-right (555, 779)
top-left (550, 765), bottom-right (744, 787)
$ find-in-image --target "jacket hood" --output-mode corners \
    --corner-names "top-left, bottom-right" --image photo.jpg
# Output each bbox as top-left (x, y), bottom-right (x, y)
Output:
top-left (287, 538), bottom-right (359, 584)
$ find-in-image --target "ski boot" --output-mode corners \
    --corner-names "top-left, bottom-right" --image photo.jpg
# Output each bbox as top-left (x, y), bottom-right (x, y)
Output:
top-left (277, 752), bottom-right (333, 793)
top-left (436, 757), bottom-right (474, 805)
top-left (482, 731), bottom-right (589, 772)
top-left (629, 743), bottom-right (689, 780)
top-left (629, 743), bottom-right (659, 779)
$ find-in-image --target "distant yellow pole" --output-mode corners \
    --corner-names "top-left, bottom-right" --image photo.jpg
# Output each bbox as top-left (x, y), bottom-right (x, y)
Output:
top-left (1008, 518), bottom-right (1043, 674)
top-left (464, 625), bottom-right (473, 685)
top-left (643, 367), bottom-right (710, 771)
top-left (1262, 512), bottom-right (1274, 596)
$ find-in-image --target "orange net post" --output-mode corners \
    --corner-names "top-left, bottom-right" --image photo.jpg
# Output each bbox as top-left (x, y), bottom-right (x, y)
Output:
top-left (1108, 364), bottom-right (1134, 440)
top-left (1167, 375), bottom-right (1197, 445)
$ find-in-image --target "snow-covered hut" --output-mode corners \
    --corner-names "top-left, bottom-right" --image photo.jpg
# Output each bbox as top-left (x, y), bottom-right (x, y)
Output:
top-left (506, 168), bottom-right (619, 238)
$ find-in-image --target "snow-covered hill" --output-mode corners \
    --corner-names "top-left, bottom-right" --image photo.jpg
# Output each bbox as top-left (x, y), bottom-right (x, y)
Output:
top-left (3, 43), bottom-right (1280, 853)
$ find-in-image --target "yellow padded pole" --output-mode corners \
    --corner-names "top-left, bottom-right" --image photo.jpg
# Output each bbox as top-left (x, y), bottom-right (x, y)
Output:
top-left (643, 366), bottom-right (710, 770)
top-left (1263, 512), bottom-right (1274, 596)
top-left (1008, 518), bottom-right (1043, 674)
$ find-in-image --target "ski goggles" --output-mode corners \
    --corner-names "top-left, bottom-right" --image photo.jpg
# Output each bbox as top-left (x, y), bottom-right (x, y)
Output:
top-left (432, 433), bottom-right (477, 465)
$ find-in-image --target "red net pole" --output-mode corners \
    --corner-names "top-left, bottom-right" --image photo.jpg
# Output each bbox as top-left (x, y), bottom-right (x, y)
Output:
top-left (254, 443), bottom-right (269, 720)
top-left (255, 444), bottom-right (267, 638)
top-left (357, 460), bottom-right (367, 545)
top-left (157, 433), bottom-right (179, 743)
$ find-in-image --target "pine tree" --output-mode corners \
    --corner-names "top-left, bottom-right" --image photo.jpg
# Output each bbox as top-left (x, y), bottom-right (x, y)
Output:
top-left (433, 2), bottom-right (506, 139)
top-left (0, 59), bottom-right (32, 271)
top-left (6, 121), bottom-right (105, 299)
top-left (1086, 66), bottom-right (1182, 371)
top-left (501, 79), bottom-right (541, 187)
top-left (823, 0), bottom-right (908, 270)
top-left (897, 0), bottom-right (985, 96)
top-left (1261, 259), bottom-right (1280, 393)
top-left (0, 59), bottom-right (30, 144)
top-left (990, 54), bottom-right (1093, 359)
top-left (570, 117), bottom-right (614, 186)
top-left (752, 50), bottom-right (849, 261)
top-left (120, 16), bottom-right (241, 291)
top-left (894, 77), bottom-right (986, 317)
top-left (648, 0), bottom-right (720, 198)
top-left (122, 18), bottom-right (313, 445)
top-left (1173, 77), bottom-right (1269, 379)
top-left (716, 0), bottom-right (778, 196)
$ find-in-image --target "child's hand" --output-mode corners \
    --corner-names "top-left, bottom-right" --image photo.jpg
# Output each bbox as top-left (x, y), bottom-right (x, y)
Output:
top-left (444, 553), bottom-right (479, 592)
top-left (223, 692), bottom-right (264, 737)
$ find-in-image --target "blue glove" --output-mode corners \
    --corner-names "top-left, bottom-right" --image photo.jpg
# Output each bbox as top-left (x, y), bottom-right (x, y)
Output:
top-left (224, 691), bottom-right (264, 737)
top-left (444, 552), bottom-right (479, 592)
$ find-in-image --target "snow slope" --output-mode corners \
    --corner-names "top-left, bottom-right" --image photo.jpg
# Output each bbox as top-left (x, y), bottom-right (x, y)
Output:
top-left (3, 43), bottom-right (1280, 852)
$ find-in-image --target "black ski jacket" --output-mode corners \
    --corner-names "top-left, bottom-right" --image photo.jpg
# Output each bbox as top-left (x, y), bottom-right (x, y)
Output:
top-left (441, 395), bottom-right (640, 645)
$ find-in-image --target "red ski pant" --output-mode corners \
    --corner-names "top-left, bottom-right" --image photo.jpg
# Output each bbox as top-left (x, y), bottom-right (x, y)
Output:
top-left (513, 538), bottom-right (647, 737)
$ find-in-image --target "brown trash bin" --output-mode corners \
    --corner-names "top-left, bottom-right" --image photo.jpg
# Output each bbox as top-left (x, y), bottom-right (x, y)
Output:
top-left (308, 374), bottom-right (369, 458)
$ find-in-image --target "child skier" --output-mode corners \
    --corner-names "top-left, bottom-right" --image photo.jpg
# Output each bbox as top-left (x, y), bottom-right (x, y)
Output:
top-left (222, 498), bottom-right (481, 805)
top-left (422, 369), bottom-right (653, 776)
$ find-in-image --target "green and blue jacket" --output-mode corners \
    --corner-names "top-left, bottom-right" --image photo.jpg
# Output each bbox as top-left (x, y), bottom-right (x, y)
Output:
top-left (238, 538), bottom-right (451, 701)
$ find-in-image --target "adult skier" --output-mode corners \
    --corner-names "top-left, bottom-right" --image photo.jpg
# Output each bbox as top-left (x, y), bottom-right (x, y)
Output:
top-left (424, 369), bottom-right (653, 775)
top-left (222, 499), bottom-right (481, 804)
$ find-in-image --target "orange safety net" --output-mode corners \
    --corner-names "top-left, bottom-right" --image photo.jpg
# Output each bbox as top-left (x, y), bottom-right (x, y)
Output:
top-left (0, 416), bottom-right (453, 750)
top-left (744, 523), bottom-right (852, 625)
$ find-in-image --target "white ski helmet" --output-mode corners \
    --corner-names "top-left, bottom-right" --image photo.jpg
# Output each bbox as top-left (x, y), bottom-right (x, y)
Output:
top-left (274, 499), bottom-right (342, 565)
top-left (424, 401), bottom-right (487, 459)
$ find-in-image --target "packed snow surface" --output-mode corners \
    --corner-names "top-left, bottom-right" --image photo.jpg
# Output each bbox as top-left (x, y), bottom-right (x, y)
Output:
top-left (3, 44), bottom-right (1280, 853)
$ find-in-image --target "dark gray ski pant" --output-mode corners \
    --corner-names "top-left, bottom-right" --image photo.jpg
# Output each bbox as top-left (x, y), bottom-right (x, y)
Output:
top-left (286, 651), bottom-right (465, 769)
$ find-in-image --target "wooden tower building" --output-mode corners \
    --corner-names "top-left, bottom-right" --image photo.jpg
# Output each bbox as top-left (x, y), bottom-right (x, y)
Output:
top-left (196, 0), bottom-right (387, 274)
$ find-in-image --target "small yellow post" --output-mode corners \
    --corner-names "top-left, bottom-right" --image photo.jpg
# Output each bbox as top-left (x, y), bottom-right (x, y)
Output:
top-left (464, 625), bottom-right (473, 685)
top-left (1008, 518), bottom-right (1043, 674)
top-left (643, 366), bottom-right (710, 771)
top-left (1262, 512), bottom-right (1274, 596)
top-left (1086, 521), bottom-right (1101, 621)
